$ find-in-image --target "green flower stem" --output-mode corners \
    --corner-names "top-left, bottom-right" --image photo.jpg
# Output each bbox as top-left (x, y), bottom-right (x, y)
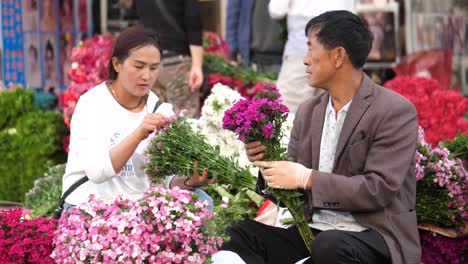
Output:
top-left (263, 139), bottom-right (314, 254)
top-left (280, 195), bottom-right (314, 253)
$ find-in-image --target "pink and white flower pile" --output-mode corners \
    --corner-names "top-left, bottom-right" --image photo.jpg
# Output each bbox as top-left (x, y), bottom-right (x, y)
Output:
top-left (415, 127), bottom-right (467, 231)
top-left (52, 186), bottom-right (222, 264)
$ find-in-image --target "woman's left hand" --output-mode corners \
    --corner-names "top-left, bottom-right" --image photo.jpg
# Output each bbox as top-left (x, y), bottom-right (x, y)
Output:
top-left (185, 161), bottom-right (215, 188)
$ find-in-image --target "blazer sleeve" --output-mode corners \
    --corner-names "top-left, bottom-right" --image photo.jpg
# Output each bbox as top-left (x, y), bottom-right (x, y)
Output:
top-left (311, 100), bottom-right (418, 212)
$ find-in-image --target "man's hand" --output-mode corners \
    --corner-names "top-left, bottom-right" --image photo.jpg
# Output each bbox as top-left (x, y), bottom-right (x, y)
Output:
top-left (185, 161), bottom-right (215, 188)
top-left (254, 161), bottom-right (312, 190)
top-left (245, 141), bottom-right (266, 162)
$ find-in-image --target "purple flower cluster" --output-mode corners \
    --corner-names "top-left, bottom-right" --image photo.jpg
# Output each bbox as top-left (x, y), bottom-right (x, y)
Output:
top-left (420, 230), bottom-right (468, 264)
top-left (415, 127), bottom-right (428, 181)
top-left (52, 186), bottom-right (222, 263)
top-left (222, 85), bottom-right (288, 142)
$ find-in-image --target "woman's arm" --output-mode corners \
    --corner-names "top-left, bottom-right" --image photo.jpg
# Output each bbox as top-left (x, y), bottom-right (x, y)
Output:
top-left (109, 113), bottom-right (166, 174)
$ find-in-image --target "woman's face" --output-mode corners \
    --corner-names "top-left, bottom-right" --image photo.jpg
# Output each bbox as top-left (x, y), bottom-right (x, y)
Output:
top-left (114, 45), bottom-right (161, 98)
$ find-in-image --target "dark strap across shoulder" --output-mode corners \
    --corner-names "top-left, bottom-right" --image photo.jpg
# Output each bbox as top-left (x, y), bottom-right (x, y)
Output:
top-left (152, 100), bottom-right (163, 113)
top-left (53, 176), bottom-right (89, 219)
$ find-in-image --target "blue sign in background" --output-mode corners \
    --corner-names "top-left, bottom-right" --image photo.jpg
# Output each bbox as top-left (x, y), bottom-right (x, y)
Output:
top-left (1, 0), bottom-right (25, 85)
top-left (1, 0), bottom-right (93, 90)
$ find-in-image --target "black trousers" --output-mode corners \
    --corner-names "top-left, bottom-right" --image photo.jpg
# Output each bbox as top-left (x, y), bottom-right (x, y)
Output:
top-left (220, 220), bottom-right (391, 264)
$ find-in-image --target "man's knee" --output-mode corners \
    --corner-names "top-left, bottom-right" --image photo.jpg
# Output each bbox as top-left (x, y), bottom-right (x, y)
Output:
top-left (311, 230), bottom-right (355, 263)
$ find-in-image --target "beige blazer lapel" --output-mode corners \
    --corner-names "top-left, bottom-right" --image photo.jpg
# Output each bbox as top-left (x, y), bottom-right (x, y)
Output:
top-left (310, 95), bottom-right (328, 169)
top-left (333, 75), bottom-right (374, 169)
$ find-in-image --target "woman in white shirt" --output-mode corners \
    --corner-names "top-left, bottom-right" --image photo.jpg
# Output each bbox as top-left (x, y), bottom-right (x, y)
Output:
top-left (62, 26), bottom-right (213, 213)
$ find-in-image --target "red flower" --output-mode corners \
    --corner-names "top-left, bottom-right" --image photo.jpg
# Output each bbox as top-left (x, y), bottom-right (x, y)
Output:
top-left (385, 76), bottom-right (468, 146)
top-left (208, 73), bottom-right (224, 87)
top-left (0, 208), bottom-right (56, 263)
top-left (62, 135), bottom-right (70, 153)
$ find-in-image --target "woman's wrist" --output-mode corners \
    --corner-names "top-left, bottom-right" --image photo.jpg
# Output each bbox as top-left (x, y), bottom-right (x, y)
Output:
top-left (169, 176), bottom-right (196, 191)
top-left (183, 178), bottom-right (197, 190)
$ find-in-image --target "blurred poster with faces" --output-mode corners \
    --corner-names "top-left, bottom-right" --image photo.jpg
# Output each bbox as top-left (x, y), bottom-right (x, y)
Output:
top-left (23, 34), bottom-right (41, 88)
top-left (79, 0), bottom-right (89, 32)
top-left (60, 33), bottom-right (74, 87)
top-left (22, 0), bottom-right (39, 31)
top-left (42, 34), bottom-right (59, 92)
top-left (41, 0), bottom-right (57, 31)
top-left (360, 11), bottom-right (397, 61)
top-left (60, 0), bottom-right (75, 31)
top-left (356, 2), bottom-right (400, 63)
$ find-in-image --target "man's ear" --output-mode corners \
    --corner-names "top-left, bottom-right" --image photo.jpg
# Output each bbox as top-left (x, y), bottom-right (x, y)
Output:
top-left (112, 57), bottom-right (120, 73)
top-left (334, 47), bottom-right (346, 68)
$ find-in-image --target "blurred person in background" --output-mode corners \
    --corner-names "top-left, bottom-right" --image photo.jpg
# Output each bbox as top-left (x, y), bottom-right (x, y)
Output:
top-left (136, 0), bottom-right (204, 118)
top-left (226, 0), bottom-right (285, 73)
top-left (269, 0), bottom-right (355, 113)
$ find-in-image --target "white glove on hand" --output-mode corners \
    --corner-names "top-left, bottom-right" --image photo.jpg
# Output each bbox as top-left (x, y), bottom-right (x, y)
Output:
top-left (254, 161), bottom-right (312, 190)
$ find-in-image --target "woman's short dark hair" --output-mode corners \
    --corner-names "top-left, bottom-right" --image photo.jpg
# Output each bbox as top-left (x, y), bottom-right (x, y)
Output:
top-left (108, 25), bottom-right (161, 80)
top-left (305, 10), bottom-right (373, 69)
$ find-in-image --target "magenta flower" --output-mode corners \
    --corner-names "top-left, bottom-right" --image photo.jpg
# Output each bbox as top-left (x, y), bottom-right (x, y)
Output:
top-left (222, 85), bottom-right (288, 143)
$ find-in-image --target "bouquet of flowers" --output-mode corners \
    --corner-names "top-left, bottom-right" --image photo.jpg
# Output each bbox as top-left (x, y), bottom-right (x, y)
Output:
top-left (0, 208), bottom-right (57, 263)
top-left (416, 127), bottom-right (468, 232)
top-left (145, 113), bottom-right (257, 191)
top-left (52, 186), bottom-right (222, 263)
top-left (24, 164), bottom-right (65, 218)
top-left (222, 85), bottom-right (314, 252)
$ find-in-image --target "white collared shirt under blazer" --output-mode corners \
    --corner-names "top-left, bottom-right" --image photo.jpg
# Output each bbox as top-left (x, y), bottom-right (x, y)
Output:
top-left (309, 97), bottom-right (368, 232)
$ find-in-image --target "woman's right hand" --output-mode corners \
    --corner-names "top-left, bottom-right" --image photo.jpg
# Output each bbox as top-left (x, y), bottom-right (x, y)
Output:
top-left (135, 113), bottom-right (167, 140)
top-left (245, 141), bottom-right (266, 162)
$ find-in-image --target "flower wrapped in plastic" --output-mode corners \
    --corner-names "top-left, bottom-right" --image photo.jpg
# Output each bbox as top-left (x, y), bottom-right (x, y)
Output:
top-left (222, 84), bottom-right (315, 252)
top-left (52, 186), bottom-right (222, 264)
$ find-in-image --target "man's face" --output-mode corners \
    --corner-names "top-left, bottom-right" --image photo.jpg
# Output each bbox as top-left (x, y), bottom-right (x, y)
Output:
top-left (303, 30), bottom-right (337, 89)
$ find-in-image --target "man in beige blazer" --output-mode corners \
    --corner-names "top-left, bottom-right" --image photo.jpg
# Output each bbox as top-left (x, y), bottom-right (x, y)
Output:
top-left (215, 10), bottom-right (420, 264)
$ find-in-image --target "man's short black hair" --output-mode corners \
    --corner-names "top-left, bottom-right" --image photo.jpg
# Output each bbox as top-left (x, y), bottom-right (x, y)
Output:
top-left (305, 10), bottom-right (373, 69)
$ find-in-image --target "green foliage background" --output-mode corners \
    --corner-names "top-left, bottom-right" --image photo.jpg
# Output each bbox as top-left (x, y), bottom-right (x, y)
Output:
top-left (0, 89), bottom-right (67, 202)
